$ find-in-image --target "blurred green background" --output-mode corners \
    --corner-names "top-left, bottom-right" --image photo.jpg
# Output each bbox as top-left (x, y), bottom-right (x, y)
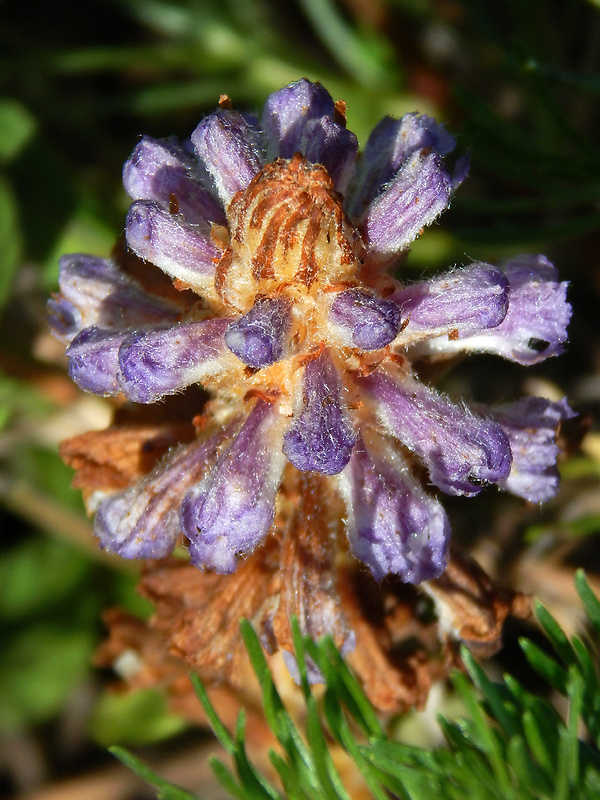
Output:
top-left (2, 0), bottom-right (600, 797)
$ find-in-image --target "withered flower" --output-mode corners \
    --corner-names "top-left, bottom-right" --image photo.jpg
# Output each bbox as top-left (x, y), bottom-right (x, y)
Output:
top-left (51, 80), bottom-right (570, 701)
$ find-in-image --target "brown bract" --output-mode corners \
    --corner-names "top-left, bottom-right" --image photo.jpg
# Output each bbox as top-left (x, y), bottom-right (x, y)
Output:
top-left (270, 471), bottom-right (351, 654)
top-left (60, 423), bottom-right (196, 501)
top-left (94, 604), bottom-right (374, 800)
top-left (59, 395), bottom-right (202, 505)
top-left (94, 607), bottom-right (269, 735)
top-left (423, 551), bottom-right (532, 659)
top-left (61, 392), bottom-right (528, 714)
top-left (93, 471), bottom-right (528, 715)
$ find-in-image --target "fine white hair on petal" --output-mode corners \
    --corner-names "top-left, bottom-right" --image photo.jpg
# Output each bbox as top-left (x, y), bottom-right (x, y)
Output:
top-left (182, 400), bottom-right (288, 573)
top-left (414, 255), bottom-right (571, 364)
top-left (335, 431), bottom-right (450, 583)
top-left (191, 109), bottom-right (264, 205)
top-left (361, 372), bottom-right (513, 496)
top-left (490, 396), bottom-right (575, 503)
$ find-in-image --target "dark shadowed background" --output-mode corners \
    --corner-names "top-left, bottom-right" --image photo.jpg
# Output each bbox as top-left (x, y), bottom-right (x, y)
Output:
top-left (1, 0), bottom-right (600, 797)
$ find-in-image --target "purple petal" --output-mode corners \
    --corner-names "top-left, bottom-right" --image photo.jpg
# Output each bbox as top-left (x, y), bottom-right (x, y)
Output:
top-left (126, 200), bottom-right (219, 290)
top-left (347, 113), bottom-right (455, 219)
top-left (392, 264), bottom-right (509, 341)
top-left (452, 152), bottom-right (470, 190)
top-left (123, 136), bottom-right (225, 225)
top-left (490, 397), bottom-right (575, 502)
top-left (48, 295), bottom-right (82, 341)
top-left (283, 350), bottom-right (357, 475)
top-left (337, 433), bottom-right (450, 582)
top-left (191, 109), bottom-right (263, 205)
top-left (363, 152), bottom-right (453, 257)
top-left (361, 372), bottom-right (512, 496)
top-left (94, 431), bottom-right (230, 559)
top-left (492, 255), bottom-right (571, 363)
top-left (181, 400), bottom-right (287, 573)
top-left (301, 116), bottom-right (358, 193)
top-left (418, 256), bottom-right (570, 364)
top-left (225, 296), bottom-right (292, 368)
top-left (118, 318), bottom-right (231, 403)
top-left (397, 113), bottom-right (456, 158)
top-left (329, 289), bottom-right (402, 350)
top-left (50, 254), bottom-right (181, 342)
top-left (261, 79), bottom-right (335, 159)
top-left (66, 327), bottom-right (128, 396)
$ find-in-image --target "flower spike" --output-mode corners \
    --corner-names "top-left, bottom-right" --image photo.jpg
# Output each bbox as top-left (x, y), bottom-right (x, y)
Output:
top-left (51, 80), bottom-right (572, 696)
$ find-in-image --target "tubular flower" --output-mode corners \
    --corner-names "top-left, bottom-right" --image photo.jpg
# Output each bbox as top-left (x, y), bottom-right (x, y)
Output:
top-left (51, 80), bottom-right (572, 686)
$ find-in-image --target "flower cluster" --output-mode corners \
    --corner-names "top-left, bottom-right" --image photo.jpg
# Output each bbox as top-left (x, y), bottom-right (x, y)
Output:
top-left (50, 79), bottom-right (571, 594)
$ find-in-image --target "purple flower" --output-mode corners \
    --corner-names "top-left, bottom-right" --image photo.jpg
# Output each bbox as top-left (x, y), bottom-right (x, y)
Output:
top-left (50, 79), bottom-right (572, 589)
top-left (413, 255), bottom-right (570, 363)
top-left (486, 396), bottom-right (575, 502)
top-left (336, 432), bottom-right (450, 583)
top-left (283, 349), bottom-right (357, 475)
top-left (224, 296), bottom-right (292, 368)
top-left (360, 373), bottom-right (513, 497)
top-left (329, 289), bottom-right (402, 350)
top-left (94, 428), bottom-right (234, 559)
top-left (181, 399), bottom-right (287, 573)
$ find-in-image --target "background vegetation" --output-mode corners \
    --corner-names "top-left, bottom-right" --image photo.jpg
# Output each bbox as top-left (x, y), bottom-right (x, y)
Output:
top-left (2, 0), bottom-right (600, 797)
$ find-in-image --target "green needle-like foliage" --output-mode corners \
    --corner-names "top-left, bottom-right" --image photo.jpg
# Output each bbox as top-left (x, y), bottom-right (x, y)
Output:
top-left (113, 574), bottom-right (600, 799)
